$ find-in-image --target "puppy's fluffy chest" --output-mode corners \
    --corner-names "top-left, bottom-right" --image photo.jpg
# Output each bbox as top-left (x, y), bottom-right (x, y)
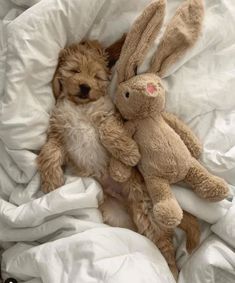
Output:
top-left (54, 96), bottom-right (115, 177)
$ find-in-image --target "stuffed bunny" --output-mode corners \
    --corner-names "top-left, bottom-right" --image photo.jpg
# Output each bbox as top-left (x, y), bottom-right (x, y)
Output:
top-left (101, 0), bottom-right (229, 229)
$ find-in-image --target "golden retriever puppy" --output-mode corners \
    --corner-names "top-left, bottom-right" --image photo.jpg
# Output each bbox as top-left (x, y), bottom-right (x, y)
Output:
top-left (37, 38), bottom-right (140, 229)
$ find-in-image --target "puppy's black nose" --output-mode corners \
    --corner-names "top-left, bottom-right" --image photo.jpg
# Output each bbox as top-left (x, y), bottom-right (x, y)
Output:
top-left (79, 84), bottom-right (91, 98)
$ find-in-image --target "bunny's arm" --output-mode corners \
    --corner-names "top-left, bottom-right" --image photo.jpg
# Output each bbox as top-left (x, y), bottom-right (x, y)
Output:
top-left (162, 112), bottom-right (202, 159)
top-left (98, 114), bottom-right (140, 166)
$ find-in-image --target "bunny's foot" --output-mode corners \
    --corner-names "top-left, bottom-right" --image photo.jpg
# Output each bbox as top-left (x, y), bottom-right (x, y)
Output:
top-left (144, 176), bottom-right (183, 229)
top-left (185, 158), bottom-right (229, 202)
top-left (153, 198), bottom-right (183, 229)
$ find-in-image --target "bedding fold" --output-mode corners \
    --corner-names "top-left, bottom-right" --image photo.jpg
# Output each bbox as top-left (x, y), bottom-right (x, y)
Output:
top-left (0, 0), bottom-right (234, 282)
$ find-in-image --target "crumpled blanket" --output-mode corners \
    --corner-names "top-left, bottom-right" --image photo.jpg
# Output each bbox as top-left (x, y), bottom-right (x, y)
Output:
top-left (0, 0), bottom-right (234, 282)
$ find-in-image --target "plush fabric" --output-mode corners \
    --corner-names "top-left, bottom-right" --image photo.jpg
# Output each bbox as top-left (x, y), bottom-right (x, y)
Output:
top-left (0, 0), bottom-right (235, 282)
top-left (103, 0), bottom-right (229, 230)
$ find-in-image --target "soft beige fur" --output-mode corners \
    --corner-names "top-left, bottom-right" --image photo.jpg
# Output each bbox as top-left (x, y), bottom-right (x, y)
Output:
top-left (104, 0), bottom-right (229, 232)
top-left (37, 36), bottom-right (200, 279)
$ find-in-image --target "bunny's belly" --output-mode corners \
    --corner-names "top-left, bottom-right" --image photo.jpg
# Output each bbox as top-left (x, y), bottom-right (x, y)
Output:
top-left (137, 124), bottom-right (192, 183)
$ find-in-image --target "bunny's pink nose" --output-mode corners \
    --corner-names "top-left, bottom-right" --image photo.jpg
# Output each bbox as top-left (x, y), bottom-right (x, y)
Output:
top-left (147, 83), bottom-right (157, 94)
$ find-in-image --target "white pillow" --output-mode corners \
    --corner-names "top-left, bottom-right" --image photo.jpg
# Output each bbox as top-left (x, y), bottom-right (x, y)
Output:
top-left (0, 0), bottom-right (107, 150)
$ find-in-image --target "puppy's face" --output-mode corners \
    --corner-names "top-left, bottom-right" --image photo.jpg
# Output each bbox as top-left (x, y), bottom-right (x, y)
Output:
top-left (53, 41), bottom-right (109, 104)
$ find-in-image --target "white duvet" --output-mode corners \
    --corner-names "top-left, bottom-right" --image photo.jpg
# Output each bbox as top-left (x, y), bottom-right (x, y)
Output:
top-left (0, 0), bottom-right (235, 282)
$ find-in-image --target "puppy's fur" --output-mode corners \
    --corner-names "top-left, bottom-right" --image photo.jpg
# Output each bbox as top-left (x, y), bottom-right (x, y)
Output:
top-left (38, 38), bottom-right (133, 220)
top-left (53, 41), bottom-right (110, 103)
top-left (37, 38), bottom-right (200, 278)
top-left (38, 41), bottom-right (138, 186)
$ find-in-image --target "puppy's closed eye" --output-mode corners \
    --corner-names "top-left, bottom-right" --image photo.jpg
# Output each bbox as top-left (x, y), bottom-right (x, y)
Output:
top-left (71, 69), bottom-right (80, 74)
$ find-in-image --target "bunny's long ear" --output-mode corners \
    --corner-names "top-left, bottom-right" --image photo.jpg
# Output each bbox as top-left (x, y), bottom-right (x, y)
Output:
top-left (150, 0), bottom-right (204, 77)
top-left (117, 0), bottom-right (166, 83)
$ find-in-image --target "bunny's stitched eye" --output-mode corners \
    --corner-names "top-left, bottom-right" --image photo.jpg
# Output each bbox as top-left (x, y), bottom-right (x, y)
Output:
top-left (125, 92), bottom-right (130, 98)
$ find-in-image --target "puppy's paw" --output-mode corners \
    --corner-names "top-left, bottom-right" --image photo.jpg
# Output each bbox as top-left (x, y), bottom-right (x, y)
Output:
top-left (120, 144), bottom-right (141, 167)
top-left (41, 178), bottom-right (64, 194)
top-left (41, 183), bottom-right (55, 194)
top-left (92, 112), bottom-right (110, 126)
top-left (100, 196), bottom-right (136, 230)
top-left (109, 159), bottom-right (132, 183)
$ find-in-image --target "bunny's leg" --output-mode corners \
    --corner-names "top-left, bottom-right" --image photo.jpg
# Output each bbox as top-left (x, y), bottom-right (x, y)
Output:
top-left (144, 176), bottom-right (183, 229)
top-left (184, 158), bottom-right (229, 201)
top-left (37, 137), bottom-right (65, 193)
top-left (162, 112), bottom-right (202, 159)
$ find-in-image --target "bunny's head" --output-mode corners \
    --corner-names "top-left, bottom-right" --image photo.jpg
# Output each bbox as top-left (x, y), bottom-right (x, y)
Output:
top-left (114, 0), bottom-right (204, 120)
top-left (116, 73), bottom-right (165, 120)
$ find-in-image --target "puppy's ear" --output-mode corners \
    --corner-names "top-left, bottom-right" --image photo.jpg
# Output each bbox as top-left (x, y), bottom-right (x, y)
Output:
top-left (52, 70), bottom-right (63, 99)
top-left (52, 49), bottom-right (67, 99)
top-left (105, 34), bottom-right (126, 69)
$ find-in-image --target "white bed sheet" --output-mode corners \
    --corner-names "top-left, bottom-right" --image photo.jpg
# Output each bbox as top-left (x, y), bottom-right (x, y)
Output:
top-left (0, 0), bottom-right (234, 282)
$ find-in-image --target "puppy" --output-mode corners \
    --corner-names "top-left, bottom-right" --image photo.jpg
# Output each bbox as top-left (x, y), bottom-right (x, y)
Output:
top-left (37, 38), bottom-right (139, 228)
